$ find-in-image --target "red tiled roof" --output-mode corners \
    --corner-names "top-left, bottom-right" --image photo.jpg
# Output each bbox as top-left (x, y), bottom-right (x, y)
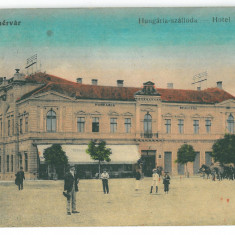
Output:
top-left (157, 87), bottom-right (235, 104)
top-left (20, 72), bottom-right (235, 104)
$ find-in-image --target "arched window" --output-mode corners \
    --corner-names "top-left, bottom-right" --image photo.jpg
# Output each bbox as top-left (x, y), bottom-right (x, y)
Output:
top-left (144, 113), bottom-right (152, 135)
top-left (227, 114), bottom-right (234, 134)
top-left (47, 109), bottom-right (56, 132)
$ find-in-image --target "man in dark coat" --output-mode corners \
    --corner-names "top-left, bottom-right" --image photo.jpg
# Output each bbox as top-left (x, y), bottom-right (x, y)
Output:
top-left (135, 169), bottom-right (141, 191)
top-left (63, 166), bottom-right (79, 215)
top-left (163, 172), bottom-right (171, 194)
top-left (100, 169), bottom-right (109, 194)
top-left (15, 167), bottom-right (25, 190)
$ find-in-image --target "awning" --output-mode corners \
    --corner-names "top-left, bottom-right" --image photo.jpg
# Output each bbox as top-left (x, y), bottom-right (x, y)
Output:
top-left (37, 144), bottom-right (140, 164)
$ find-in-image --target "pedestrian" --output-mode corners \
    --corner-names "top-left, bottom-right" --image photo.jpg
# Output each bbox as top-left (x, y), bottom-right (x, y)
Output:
top-left (15, 167), bottom-right (25, 190)
top-left (101, 169), bottom-right (109, 194)
top-left (135, 169), bottom-right (141, 191)
top-left (163, 172), bottom-right (170, 194)
top-left (150, 168), bottom-right (160, 194)
top-left (63, 166), bottom-right (79, 215)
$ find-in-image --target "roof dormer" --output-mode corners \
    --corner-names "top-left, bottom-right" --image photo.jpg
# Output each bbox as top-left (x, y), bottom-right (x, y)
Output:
top-left (135, 81), bottom-right (160, 96)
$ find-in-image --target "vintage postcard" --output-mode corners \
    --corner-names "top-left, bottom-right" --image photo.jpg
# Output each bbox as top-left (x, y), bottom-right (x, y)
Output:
top-left (0, 7), bottom-right (235, 227)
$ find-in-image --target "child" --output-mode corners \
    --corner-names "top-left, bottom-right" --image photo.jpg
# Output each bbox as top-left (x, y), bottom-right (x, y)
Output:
top-left (150, 168), bottom-right (159, 194)
top-left (163, 172), bottom-right (170, 194)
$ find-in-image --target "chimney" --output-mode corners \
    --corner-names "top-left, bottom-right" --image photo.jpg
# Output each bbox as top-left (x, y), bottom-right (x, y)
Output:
top-left (76, 78), bottom-right (82, 84)
top-left (92, 79), bottom-right (98, 85)
top-left (197, 87), bottom-right (201, 91)
top-left (217, 81), bottom-right (223, 89)
top-left (14, 69), bottom-right (25, 81)
top-left (167, 83), bottom-right (173, 89)
top-left (117, 80), bottom-right (124, 87)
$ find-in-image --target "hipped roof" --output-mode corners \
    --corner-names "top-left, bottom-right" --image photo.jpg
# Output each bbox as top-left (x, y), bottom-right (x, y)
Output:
top-left (18, 72), bottom-right (235, 104)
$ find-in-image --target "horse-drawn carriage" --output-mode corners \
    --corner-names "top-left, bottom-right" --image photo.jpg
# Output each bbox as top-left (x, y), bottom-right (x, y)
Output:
top-left (198, 163), bottom-right (235, 180)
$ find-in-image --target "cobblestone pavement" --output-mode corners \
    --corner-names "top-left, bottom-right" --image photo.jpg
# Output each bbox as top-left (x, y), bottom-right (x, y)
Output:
top-left (0, 177), bottom-right (235, 227)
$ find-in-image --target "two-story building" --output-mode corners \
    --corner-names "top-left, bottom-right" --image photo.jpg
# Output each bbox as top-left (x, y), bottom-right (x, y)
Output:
top-left (0, 69), bottom-right (234, 180)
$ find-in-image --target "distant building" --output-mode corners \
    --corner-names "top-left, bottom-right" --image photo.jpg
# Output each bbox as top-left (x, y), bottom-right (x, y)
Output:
top-left (0, 70), bottom-right (234, 180)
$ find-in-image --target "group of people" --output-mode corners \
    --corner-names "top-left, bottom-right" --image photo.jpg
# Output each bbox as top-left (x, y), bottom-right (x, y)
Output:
top-left (15, 165), bottom-right (170, 215)
top-left (150, 168), bottom-right (171, 194)
top-left (135, 168), bottom-right (171, 194)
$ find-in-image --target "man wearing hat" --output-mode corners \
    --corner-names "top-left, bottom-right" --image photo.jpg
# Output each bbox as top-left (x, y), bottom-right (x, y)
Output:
top-left (163, 172), bottom-right (171, 194)
top-left (63, 166), bottom-right (79, 215)
top-left (150, 168), bottom-right (160, 194)
top-left (100, 169), bottom-right (109, 194)
top-left (15, 167), bottom-right (25, 190)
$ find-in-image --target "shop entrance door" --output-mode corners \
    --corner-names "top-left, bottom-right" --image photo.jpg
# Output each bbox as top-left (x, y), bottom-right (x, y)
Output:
top-left (193, 152), bottom-right (200, 174)
top-left (178, 163), bottom-right (185, 175)
top-left (164, 152), bottom-right (172, 174)
top-left (141, 150), bottom-right (156, 177)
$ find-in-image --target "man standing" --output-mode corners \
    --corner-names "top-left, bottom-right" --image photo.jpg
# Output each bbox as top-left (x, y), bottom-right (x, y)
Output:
top-left (135, 168), bottom-right (141, 191)
top-left (64, 166), bottom-right (79, 215)
top-left (101, 169), bottom-right (109, 194)
top-left (150, 168), bottom-right (159, 194)
top-left (163, 172), bottom-right (171, 194)
top-left (15, 167), bottom-right (25, 190)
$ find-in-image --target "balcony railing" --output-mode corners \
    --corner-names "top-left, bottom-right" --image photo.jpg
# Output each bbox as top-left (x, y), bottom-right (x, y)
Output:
top-left (140, 133), bottom-right (158, 138)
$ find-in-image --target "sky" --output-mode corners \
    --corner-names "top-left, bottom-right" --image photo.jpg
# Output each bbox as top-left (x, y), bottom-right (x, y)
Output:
top-left (0, 8), bottom-right (235, 95)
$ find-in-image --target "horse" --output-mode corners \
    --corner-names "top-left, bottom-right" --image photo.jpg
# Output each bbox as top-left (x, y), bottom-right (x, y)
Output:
top-left (220, 165), bottom-right (235, 180)
top-left (198, 164), bottom-right (211, 179)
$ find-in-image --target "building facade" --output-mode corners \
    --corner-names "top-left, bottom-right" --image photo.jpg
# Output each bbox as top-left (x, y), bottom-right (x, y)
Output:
top-left (0, 70), bottom-right (234, 180)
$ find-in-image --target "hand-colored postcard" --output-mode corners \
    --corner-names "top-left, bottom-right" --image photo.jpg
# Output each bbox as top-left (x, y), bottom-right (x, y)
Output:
top-left (0, 8), bottom-right (235, 227)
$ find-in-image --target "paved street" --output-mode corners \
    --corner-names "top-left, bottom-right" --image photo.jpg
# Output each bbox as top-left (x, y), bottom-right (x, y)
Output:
top-left (0, 176), bottom-right (235, 227)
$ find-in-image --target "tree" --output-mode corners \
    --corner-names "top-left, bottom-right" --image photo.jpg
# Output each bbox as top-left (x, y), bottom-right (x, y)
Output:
top-left (86, 140), bottom-right (112, 177)
top-left (175, 144), bottom-right (196, 178)
top-left (44, 144), bottom-right (68, 179)
top-left (212, 134), bottom-right (235, 165)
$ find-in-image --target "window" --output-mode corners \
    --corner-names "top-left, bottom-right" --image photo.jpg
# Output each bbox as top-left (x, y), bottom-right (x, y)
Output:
top-left (25, 153), bottom-right (28, 172)
top-left (46, 110), bottom-right (56, 132)
top-left (19, 118), bottom-right (23, 134)
top-left (77, 117), bottom-right (85, 133)
top-left (193, 120), bottom-right (199, 134)
top-left (7, 155), bottom-right (9, 172)
top-left (178, 119), bottom-right (184, 134)
top-left (165, 119), bottom-right (171, 134)
top-left (8, 119), bottom-right (10, 136)
top-left (0, 156), bottom-right (1, 172)
top-left (125, 118), bottom-right (131, 133)
top-left (92, 117), bottom-right (99, 132)
top-left (11, 155), bottom-right (13, 172)
top-left (227, 114), bottom-right (234, 134)
top-left (110, 118), bottom-right (117, 133)
top-left (25, 117), bottom-right (28, 133)
top-left (19, 153), bottom-right (22, 168)
top-left (124, 164), bottom-right (132, 171)
top-left (205, 119), bottom-right (211, 133)
top-left (144, 113), bottom-right (152, 134)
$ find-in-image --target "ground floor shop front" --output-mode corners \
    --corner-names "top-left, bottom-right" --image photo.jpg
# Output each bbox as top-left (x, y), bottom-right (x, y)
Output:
top-left (37, 144), bottom-right (140, 179)
top-left (0, 139), bottom-right (215, 180)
